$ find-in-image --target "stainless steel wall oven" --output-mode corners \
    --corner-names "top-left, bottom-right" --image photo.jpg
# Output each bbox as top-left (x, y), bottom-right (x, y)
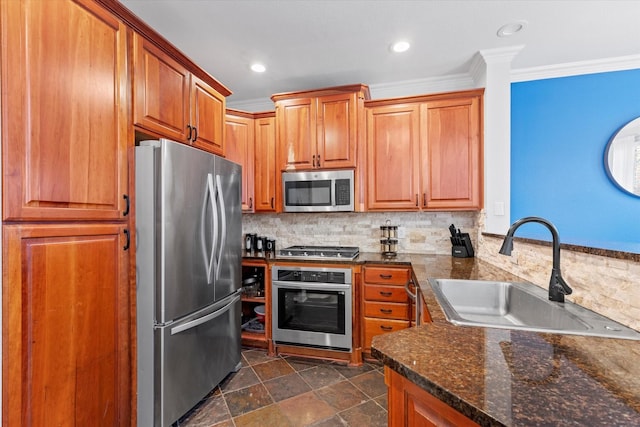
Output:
top-left (272, 265), bottom-right (352, 351)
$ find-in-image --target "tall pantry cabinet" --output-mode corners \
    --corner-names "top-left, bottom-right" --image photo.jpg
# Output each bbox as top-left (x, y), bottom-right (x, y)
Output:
top-left (1, 0), bottom-right (132, 425)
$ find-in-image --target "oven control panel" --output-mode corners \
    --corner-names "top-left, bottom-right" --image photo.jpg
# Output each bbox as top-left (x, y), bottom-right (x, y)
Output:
top-left (273, 266), bottom-right (352, 285)
top-left (276, 269), bottom-right (348, 284)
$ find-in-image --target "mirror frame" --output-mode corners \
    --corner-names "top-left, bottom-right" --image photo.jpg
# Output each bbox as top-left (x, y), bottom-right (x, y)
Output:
top-left (604, 116), bottom-right (640, 198)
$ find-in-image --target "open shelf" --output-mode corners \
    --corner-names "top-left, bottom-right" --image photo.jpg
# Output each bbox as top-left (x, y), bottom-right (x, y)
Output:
top-left (241, 296), bottom-right (266, 303)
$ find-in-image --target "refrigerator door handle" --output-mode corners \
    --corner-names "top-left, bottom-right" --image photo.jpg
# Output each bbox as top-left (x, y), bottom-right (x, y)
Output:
top-left (215, 174), bottom-right (226, 281)
top-left (170, 293), bottom-right (241, 335)
top-left (201, 173), bottom-right (217, 284)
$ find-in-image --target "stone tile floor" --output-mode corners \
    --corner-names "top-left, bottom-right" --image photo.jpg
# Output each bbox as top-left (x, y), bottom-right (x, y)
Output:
top-left (176, 348), bottom-right (388, 427)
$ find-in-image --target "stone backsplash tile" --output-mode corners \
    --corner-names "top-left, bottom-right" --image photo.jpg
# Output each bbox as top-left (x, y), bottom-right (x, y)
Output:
top-left (242, 211), bottom-right (479, 255)
top-left (478, 234), bottom-right (640, 332)
top-left (243, 211), bottom-right (639, 331)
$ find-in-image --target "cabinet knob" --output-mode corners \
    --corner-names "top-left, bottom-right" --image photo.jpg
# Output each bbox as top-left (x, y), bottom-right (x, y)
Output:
top-left (415, 194), bottom-right (419, 206)
top-left (317, 154), bottom-right (321, 168)
top-left (312, 155), bottom-right (316, 168)
top-left (192, 127), bottom-right (198, 142)
top-left (187, 125), bottom-right (193, 141)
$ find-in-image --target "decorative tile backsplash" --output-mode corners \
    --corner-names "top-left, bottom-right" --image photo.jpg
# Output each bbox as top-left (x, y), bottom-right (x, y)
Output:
top-left (242, 211), bottom-right (480, 254)
top-left (243, 211), bottom-right (639, 332)
top-left (478, 234), bottom-right (640, 332)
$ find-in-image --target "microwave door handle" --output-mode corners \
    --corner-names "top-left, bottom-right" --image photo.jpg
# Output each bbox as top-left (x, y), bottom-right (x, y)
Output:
top-left (214, 174), bottom-right (226, 281)
top-left (200, 173), bottom-right (216, 284)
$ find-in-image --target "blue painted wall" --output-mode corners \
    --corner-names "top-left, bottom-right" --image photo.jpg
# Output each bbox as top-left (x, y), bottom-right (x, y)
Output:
top-left (511, 69), bottom-right (640, 253)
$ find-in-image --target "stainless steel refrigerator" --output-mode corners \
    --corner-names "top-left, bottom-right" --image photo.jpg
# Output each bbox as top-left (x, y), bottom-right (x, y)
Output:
top-left (135, 139), bottom-right (242, 427)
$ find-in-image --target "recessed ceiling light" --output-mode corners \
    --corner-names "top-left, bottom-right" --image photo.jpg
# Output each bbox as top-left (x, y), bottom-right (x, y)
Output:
top-left (497, 20), bottom-right (528, 37)
top-left (250, 63), bottom-right (266, 73)
top-left (391, 41), bottom-right (410, 53)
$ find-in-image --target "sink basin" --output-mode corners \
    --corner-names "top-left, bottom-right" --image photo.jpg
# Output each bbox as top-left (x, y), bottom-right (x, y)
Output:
top-left (429, 279), bottom-right (640, 340)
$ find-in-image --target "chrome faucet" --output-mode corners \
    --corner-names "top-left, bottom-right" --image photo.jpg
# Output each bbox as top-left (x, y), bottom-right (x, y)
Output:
top-left (499, 217), bottom-right (573, 303)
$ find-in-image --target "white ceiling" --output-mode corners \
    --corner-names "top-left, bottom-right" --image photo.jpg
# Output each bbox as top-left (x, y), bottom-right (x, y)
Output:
top-left (120, 0), bottom-right (640, 110)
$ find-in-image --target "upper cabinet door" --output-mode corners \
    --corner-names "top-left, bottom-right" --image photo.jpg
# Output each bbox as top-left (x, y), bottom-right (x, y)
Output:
top-left (422, 96), bottom-right (482, 209)
top-left (190, 75), bottom-right (225, 156)
top-left (1, 0), bottom-right (129, 221)
top-left (276, 98), bottom-right (316, 171)
top-left (133, 33), bottom-right (191, 142)
top-left (225, 114), bottom-right (255, 212)
top-left (366, 104), bottom-right (421, 210)
top-left (317, 93), bottom-right (358, 169)
top-left (254, 117), bottom-right (278, 212)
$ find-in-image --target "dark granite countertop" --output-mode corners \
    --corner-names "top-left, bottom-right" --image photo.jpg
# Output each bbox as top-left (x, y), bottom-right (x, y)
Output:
top-left (369, 255), bottom-right (640, 426)
top-left (242, 252), bottom-right (640, 425)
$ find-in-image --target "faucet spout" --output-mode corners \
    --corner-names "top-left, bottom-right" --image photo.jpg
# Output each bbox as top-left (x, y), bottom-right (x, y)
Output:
top-left (499, 217), bottom-right (573, 303)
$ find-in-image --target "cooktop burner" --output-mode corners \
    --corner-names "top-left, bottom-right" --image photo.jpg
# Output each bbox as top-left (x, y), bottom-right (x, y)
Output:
top-left (278, 245), bottom-right (360, 260)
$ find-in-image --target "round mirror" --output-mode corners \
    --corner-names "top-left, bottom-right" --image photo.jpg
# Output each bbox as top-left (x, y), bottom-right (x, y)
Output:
top-left (605, 116), bottom-right (640, 197)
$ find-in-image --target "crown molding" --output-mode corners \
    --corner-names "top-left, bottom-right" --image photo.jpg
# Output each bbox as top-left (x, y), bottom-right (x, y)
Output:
top-left (226, 53), bottom-right (640, 112)
top-left (470, 46), bottom-right (525, 85)
top-left (511, 54), bottom-right (640, 82)
top-left (226, 97), bottom-right (275, 113)
top-left (369, 74), bottom-right (475, 100)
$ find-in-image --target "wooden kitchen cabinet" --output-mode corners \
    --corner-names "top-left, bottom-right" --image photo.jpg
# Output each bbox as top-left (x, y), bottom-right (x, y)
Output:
top-left (3, 223), bottom-right (132, 426)
top-left (226, 110), bottom-right (256, 211)
top-left (272, 85), bottom-right (369, 171)
top-left (421, 96), bottom-right (482, 209)
top-left (1, 0), bottom-right (129, 221)
top-left (133, 33), bottom-right (226, 155)
top-left (385, 367), bottom-right (480, 427)
top-left (361, 265), bottom-right (413, 355)
top-left (366, 103), bottom-right (422, 210)
top-left (190, 74), bottom-right (226, 155)
top-left (366, 90), bottom-right (483, 211)
top-left (254, 114), bottom-right (278, 212)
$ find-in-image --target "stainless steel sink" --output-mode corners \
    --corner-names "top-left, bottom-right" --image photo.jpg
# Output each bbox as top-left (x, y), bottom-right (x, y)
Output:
top-left (429, 279), bottom-right (640, 340)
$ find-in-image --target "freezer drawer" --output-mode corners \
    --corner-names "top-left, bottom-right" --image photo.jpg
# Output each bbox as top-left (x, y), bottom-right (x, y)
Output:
top-left (151, 293), bottom-right (241, 427)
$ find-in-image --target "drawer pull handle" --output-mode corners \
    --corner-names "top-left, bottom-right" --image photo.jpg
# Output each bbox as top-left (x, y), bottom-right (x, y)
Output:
top-left (380, 325), bottom-right (393, 331)
top-left (379, 274), bottom-right (393, 279)
top-left (380, 309), bottom-right (393, 314)
top-left (379, 291), bottom-right (393, 297)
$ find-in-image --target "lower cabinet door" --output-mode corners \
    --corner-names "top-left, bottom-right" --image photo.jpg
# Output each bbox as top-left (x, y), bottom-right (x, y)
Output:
top-left (386, 367), bottom-right (480, 427)
top-left (3, 223), bottom-right (131, 426)
top-left (363, 317), bottom-right (410, 350)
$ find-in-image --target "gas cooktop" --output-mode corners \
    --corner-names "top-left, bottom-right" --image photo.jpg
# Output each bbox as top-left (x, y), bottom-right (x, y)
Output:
top-left (278, 245), bottom-right (360, 261)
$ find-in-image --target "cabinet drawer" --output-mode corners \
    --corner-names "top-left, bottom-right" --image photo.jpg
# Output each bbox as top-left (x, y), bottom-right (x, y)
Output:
top-left (363, 267), bottom-right (411, 285)
top-left (364, 301), bottom-right (409, 320)
top-left (364, 284), bottom-right (409, 303)
top-left (363, 318), bottom-right (410, 349)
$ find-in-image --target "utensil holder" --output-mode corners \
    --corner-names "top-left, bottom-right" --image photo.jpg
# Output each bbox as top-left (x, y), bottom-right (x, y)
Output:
top-left (451, 233), bottom-right (475, 258)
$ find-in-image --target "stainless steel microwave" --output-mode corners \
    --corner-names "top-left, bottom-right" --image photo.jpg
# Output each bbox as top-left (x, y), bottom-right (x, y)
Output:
top-left (282, 169), bottom-right (354, 212)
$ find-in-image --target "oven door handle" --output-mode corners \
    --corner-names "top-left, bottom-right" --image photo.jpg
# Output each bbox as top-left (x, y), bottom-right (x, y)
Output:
top-left (272, 281), bottom-right (351, 292)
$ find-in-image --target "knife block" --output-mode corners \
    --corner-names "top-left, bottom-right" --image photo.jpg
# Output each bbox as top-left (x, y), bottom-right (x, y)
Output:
top-left (451, 233), bottom-right (475, 258)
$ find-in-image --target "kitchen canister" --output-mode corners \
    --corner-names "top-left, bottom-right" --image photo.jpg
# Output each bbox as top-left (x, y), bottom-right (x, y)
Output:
top-left (265, 239), bottom-right (276, 253)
